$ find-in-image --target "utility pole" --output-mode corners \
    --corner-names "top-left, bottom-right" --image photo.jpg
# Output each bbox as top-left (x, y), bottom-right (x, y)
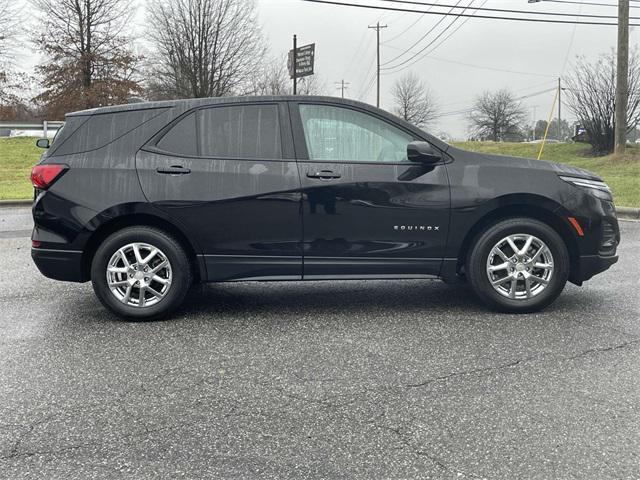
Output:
top-left (615, 0), bottom-right (629, 154)
top-left (335, 79), bottom-right (350, 98)
top-left (557, 77), bottom-right (562, 141)
top-left (293, 34), bottom-right (298, 95)
top-left (368, 22), bottom-right (387, 108)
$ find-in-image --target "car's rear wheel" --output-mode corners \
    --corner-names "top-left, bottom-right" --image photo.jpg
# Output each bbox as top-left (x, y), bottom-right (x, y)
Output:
top-left (91, 227), bottom-right (192, 321)
top-left (466, 217), bottom-right (569, 313)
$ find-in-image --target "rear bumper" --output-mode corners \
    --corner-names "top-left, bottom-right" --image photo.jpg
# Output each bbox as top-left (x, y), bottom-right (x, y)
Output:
top-left (574, 254), bottom-right (618, 284)
top-left (31, 248), bottom-right (85, 282)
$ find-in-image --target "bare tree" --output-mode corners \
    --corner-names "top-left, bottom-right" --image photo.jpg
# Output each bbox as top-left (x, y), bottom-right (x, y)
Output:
top-left (0, 0), bottom-right (32, 120)
top-left (0, 0), bottom-right (21, 66)
top-left (564, 51), bottom-right (640, 154)
top-left (249, 55), bottom-right (326, 96)
top-left (391, 72), bottom-right (437, 128)
top-left (32, 0), bottom-right (141, 119)
top-left (296, 75), bottom-right (326, 96)
top-left (146, 0), bottom-right (265, 99)
top-left (469, 89), bottom-right (526, 142)
top-left (250, 57), bottom-right (291, 96)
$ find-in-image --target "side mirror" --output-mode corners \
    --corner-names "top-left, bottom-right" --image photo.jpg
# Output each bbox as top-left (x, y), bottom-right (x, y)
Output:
top-left (407, 141), bottom-right (441, 164)
top-left (36, 138), bottom-right (50, 149)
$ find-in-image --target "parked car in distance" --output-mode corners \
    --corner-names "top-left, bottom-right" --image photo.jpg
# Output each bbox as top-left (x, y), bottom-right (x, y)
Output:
top-left (31, 96), bottom-right (619, 320)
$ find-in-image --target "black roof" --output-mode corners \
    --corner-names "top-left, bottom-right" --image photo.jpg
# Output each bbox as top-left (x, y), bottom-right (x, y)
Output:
top-left (66, 95), bottom-right (377, 117)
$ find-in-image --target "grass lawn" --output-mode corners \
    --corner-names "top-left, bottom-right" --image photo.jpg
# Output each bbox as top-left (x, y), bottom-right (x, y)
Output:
top-left (453, 141), bottom-right (640, 208)
top-left (0, 137), bottom-right (42, 200)
top-left (0, 137), bottom-right (638, 207)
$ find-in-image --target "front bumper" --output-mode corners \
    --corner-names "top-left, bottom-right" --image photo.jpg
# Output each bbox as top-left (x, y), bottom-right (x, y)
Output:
top-left (574, 254), bottom-right (618, 284)
top-left (31, 248), bottom-right (85, 282)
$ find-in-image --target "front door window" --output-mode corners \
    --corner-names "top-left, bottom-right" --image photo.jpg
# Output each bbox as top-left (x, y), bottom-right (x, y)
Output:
top-left (299, 104), bottom-right (413, 163)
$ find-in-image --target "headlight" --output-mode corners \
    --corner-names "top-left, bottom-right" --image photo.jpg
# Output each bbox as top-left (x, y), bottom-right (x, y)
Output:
top-left (559, 176), bottom-right (613, 201)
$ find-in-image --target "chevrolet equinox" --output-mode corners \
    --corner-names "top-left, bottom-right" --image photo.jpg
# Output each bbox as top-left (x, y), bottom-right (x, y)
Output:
top-left (30, 96), bottom-right (620, 320)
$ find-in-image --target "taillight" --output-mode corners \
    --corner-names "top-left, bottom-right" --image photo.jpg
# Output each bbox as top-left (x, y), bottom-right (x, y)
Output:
top-left (31, 164), bottom-right (68, 190)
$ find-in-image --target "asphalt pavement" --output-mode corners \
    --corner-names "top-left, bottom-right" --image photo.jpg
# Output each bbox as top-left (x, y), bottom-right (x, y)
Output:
top-left (0, 206), bottom-right (639, 479)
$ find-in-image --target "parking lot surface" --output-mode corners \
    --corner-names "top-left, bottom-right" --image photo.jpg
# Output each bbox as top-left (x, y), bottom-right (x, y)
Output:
top-left (1, 206), bottom-right (639, 479)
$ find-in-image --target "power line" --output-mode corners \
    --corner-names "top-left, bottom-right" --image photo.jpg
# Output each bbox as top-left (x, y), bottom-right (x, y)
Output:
top-left (530, 0), bottom-right (640, 7)
top-left (301, 0), bottom-right (640, 26)
top-left (405, 0), bottom-right (490, 61)
top-left (381, 0), bottom-right (469, 66)
top-left (374, 0), bottom-right (638, 19)
top-left (382, 0), bottom-right (482, 71)
top-left (358, 72), bottom-right (377, 100)
top-left (438, 80), bottom-right (557, 108)
top-left (356, 56), bottom-right (377, 99)
top-left (343, 11), bottom-right (384, 79)
top-left (383, 8), bottom-right (432, 43)
top-left (559, 0), bottom-right (583, 74)
top-left (384, 54), bottom-right (557, 77)
top-left (433, 87), bottom-right (557, 119)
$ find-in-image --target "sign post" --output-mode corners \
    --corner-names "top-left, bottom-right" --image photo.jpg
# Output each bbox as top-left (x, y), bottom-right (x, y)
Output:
top-left (292, 35), bottom-right (297, 95)
top-left (288, 38), bottom-right (315, 94)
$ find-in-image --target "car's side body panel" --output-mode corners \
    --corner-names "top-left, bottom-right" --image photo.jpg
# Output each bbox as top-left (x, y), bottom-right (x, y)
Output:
top-left (30, 96), bottom-right (619, 290)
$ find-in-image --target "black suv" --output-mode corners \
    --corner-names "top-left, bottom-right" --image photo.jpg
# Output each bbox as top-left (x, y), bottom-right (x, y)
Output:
top-left (31, 96), bottom-right (619, 320)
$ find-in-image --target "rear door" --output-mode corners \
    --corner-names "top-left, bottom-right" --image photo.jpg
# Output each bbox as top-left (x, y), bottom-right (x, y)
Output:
top-left (291, 101), bottom-right (450, 278)
top-left (136, 102), bottom-right (302, 281)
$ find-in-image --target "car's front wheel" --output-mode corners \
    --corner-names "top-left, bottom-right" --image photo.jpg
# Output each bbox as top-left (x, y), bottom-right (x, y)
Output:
top-left (466, 217), bottom-right (569, 313)
top-left (91, 227), bottom-right (192, 321)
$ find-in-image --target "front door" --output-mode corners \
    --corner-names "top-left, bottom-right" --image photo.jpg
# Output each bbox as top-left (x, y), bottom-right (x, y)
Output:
top-left (291, 102), bottom-right (450, 278)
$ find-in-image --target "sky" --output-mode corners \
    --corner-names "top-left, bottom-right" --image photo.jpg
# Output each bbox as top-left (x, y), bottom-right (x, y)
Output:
top-left (14, 0), bottom-right (640, 139)
top-left (255, 0), bottom-right (638, 138)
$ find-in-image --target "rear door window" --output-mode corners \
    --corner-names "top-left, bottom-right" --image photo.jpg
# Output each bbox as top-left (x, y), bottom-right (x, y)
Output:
top-left (157, 104), bottom-right (282, 159)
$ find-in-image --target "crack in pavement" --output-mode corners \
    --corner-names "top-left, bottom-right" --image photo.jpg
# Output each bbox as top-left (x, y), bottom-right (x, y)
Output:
top-left (567, 337), bottom-right (640, 360)
top-left (406, 337), bottom-right (640, 389)
top-left (406, 355), bottom-right (540, 388)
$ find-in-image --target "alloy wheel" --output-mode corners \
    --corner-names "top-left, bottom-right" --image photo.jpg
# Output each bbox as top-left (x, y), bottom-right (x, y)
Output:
top-left (106, 242), bottom-right (172, 307)
top-left (486, 234), bottom-right (554, 300)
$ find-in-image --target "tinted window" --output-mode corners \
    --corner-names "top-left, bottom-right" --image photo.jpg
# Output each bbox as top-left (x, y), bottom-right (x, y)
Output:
top-left (54, 108), bottom-right (168, 156)
top-left (197, 105), bottom-right (282, 159)
top-left (157, 112), bottom-right (197, 156)
top-left (299, 104), bottom-right (413, 163)
top-left (157, 104), bottom-right (282, 159)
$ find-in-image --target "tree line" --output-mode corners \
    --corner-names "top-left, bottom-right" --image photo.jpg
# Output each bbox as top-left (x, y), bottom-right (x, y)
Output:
top-left (0, 0), bottom-right (637, 155)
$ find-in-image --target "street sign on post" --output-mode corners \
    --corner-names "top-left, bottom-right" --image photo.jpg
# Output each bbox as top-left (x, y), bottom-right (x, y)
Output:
top-left (288, 43), bottom-right (315, 80)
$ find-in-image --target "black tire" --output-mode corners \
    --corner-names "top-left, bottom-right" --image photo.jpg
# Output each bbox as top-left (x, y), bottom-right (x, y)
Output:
top-left (466, 217), bottom-right (569, 313)
top-left (91, 226), bottom-right (192, 321)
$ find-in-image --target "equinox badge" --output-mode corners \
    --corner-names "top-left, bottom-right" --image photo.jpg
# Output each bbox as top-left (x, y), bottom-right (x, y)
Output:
top-left (394, 225), bottom-right (440, 231)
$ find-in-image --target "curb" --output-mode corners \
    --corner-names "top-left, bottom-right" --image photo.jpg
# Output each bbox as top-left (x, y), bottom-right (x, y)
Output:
top-left (1, 198), bottom-right (639, 220)
top-left (0, 199), bottom-right (32, 208)
top-left (616, 206), bottom-right (640, 221)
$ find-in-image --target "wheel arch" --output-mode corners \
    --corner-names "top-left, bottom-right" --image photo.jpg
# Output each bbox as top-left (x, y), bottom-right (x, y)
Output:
top-left (79, 210), bottom-right (204, 283)
top-left (454, 197), bottom-right (580, 282)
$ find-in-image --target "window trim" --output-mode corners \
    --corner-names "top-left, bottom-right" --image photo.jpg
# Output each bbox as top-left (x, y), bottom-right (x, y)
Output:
top-left (289, 101), bottom-right (442, 166)
top-left (143, 102), bottom-right (287, 162)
